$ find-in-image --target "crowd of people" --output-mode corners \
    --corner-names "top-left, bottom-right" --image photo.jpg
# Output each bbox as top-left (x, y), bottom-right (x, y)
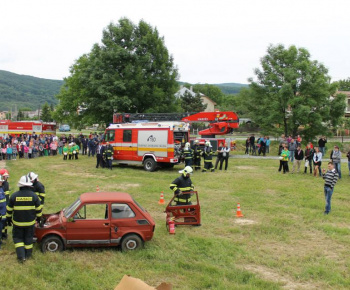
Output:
top-left (0, 132), bottom-right (103, 161)
top-left (276, 134), bottom-right (345, 179)
top-left (245, 135), bottom-right (271, 156)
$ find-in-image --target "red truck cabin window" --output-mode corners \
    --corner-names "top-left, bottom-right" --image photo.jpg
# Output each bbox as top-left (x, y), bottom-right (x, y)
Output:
top-left (123, 130), bottom-right (132, 142)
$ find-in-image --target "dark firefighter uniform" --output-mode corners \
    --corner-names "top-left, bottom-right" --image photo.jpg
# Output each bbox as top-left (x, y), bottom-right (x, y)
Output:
top-left (203, 143), bottom-right (215, 172)
top-left (0, 186), bottom-right (5, 248)
top-left (183, 143), bottom-right (193, 167)
top-left (2, 179), bottom-right (10, 239)
top-left (103, 143), bottom-right (114, 170)
top-left (6, 181), bottom-right (42, 262)
top-left (170, 168), bottom-right (194, 205)
top-left (192, 142), bottom-right (202, 171)
top-left (33, 180), bottom-right (46, 207)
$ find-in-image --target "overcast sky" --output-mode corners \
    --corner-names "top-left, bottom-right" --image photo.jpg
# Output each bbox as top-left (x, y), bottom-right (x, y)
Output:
top-left (1, 0), bottom-right (349, 84)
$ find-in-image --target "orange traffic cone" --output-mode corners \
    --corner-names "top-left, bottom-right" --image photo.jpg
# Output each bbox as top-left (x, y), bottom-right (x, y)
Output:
top-left (158, 191), bottom-right (165, 204)
top-left (96, 185), bottom-right (100, 192)
top-left (236, 203), bottom-right (244, 217)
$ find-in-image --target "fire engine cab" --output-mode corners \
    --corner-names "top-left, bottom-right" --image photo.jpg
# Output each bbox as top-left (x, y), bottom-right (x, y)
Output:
top-left (103, 121), bottom-right (190, 171)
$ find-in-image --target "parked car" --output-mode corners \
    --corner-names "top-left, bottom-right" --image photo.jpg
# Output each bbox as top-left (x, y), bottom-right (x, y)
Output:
top-left (59, 124), bottom-right (70, 132)
top-left (35, 192), bottom-right (155, 252)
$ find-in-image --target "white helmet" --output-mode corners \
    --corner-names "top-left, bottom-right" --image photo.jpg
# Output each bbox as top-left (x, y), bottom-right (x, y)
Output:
top-left (205, 141), bottom-right (211, 147)
top-left (17, 175), bottom-right (33, 187)
top-left (0, 175), bottom-right (4, 182)
top-left (27, 172), bottom-right (38, 182)
top-left (194, 139), bottom-right (199, 144)
top-left (179, 166), bottom-right (193, 175)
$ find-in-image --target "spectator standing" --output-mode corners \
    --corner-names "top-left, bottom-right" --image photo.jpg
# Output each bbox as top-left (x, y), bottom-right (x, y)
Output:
top-left (322, 162), bottom-right (339, 215)
top-left (313, 147), bottom-right (323, 177)
top-left (318, 136), bottom-right (327, 157)
top-left (266, 136), bottom-right (270, 154)
top-left (304, 144), bottom-right (314, 174)
top-left (214, 142), bottom-right (224, 170)
top-left (292, 145), bottom-right (304, 173)
top-left (288, 139), bottom-right (297, 162)
top-left (219, 142), bottom-right (230, 170)
top-left (346, 149), bottom-right (350, 176)
top-left (280, 144), bottom-right (289, 174)
top-left (330, 146), bottom-right (342, 179)
top-left (249, 134), bottom-right (256, 155)
top-left (244, 137), bottom-right (250, 155)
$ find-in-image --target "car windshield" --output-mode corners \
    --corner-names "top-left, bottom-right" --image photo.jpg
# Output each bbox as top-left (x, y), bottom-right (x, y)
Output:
top-left (63, 198), bottom-right (81, 218)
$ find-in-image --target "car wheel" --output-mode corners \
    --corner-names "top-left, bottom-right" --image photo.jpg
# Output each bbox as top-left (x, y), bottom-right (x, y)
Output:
top-left (41, 235), bottom-right (64, 253)
top-left (121, 234), bottom-right (143, 251)
top-left (143, 158), bottom-right (157, 172)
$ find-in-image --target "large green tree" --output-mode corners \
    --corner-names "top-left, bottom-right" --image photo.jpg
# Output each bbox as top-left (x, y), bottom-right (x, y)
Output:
top-left (54, 18), bottom-right (179, 126)
top-left (337, 78), bottom-right (350, 91)
top-left (180, 91), bottom-right (207, 112)
top-left (40, 102), bottom-right (53, 122)
top-left (238, 44), bottom-right (345, 140)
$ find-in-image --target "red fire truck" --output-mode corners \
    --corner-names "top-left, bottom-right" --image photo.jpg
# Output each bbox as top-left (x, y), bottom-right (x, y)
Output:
top-left (112, 111), bottom-right (239, 152)
top-left (103, 121), bottom-right (190, 171)
top-left (0, 120), bottom-right (56, 137)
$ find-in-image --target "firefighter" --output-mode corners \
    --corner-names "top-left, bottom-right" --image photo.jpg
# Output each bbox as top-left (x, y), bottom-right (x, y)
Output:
top-left (0, 175), bottom-right (5, 248)
top-left (6, 175), bottom-right (42, 262)
top-left (202, 141), bottom-right (215, 172)
top-left (192, 140), bottom-right (202, 171)
top-left (183, 142), bottom-right (193, 168)
top-left (103, 142), bottom-right (114, 170)
top-left (0, 169), bottom-right (10, 239)
top-left (170, 166), bottom-right (194, 205)
top-left (27, 172), bottom-right (46, 208)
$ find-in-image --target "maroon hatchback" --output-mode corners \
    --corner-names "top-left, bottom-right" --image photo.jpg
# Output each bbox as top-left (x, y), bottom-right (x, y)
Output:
top-left (35, 192), bottom-right (155, 252)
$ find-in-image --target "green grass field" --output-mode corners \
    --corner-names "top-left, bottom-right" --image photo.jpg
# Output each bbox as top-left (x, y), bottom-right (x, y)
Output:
top-left (2, 146), bottom-right (350, 289)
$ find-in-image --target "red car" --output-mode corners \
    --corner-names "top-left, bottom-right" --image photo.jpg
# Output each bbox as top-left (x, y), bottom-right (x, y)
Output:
top-left (35, 192), bottom-right (155, 252)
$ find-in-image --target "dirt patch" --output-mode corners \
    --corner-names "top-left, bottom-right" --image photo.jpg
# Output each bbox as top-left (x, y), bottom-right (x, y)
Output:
top-left (234, 218), bottom-right (256, 225)
top-left (265, 189), bottom-right (276, 195)
top-left (243, 264), bottom-right (318, 289)
top-left (236, 166), bottom-right (258, 170)
top-left (102, 183), bottom-right (140, 191)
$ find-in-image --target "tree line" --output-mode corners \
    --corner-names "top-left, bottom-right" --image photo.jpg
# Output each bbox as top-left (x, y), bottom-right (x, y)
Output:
top-left (17, 17), bottom-right (347, 140)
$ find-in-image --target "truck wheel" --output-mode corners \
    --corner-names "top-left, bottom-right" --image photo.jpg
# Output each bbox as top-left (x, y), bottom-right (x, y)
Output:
top-left (41, 235), bottom-right (64, 253)
top-left (121, 234), bottom-right (143, 251)
top-left (143, 158), bottom-right (157, 172)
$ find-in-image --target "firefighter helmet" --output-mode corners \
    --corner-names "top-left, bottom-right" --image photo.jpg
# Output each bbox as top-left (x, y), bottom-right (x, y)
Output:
top-left (179, 166), bottom-right (193, 176)
top-left (185, 142), bottom-right (190, 149)
top-left (27, 172), bottom-right (38, 182)
top-left (205, 141), bottom-right (211, 147)
top-left (17, 175), bottom-right (33, 187)
top-left (0, 175), bottom-right (4, 182)
top-left (0, 169), bottom-right (6, 176)
top-left (194, 139), bottom-right (199, 144)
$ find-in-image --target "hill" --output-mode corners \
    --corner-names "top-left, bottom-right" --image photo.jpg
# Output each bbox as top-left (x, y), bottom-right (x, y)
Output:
top-left (179, 81), bottom-right (248, 95)
top-left (0, 70), bottom-right (63, 111)
top-left (213, 82), bottom-right (249, 95)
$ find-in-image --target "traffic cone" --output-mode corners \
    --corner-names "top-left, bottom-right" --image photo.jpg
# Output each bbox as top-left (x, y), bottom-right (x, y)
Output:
top-left (236, 203), bottom-right (244, 218)
top-left (96, 185), bottom-right (100, 192)
top-left (158, 191), bottom-right (165, 204)
top-left (168, 219), bottom-right (175, 234)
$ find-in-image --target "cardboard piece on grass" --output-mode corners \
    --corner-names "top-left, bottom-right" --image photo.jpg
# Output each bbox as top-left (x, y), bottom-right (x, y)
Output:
top-left (114, 275), bottom-right (172, 290)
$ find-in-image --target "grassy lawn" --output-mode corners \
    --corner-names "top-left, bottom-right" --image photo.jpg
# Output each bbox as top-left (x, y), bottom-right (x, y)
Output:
top-left (2, 147), bottom-right (350, 289)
